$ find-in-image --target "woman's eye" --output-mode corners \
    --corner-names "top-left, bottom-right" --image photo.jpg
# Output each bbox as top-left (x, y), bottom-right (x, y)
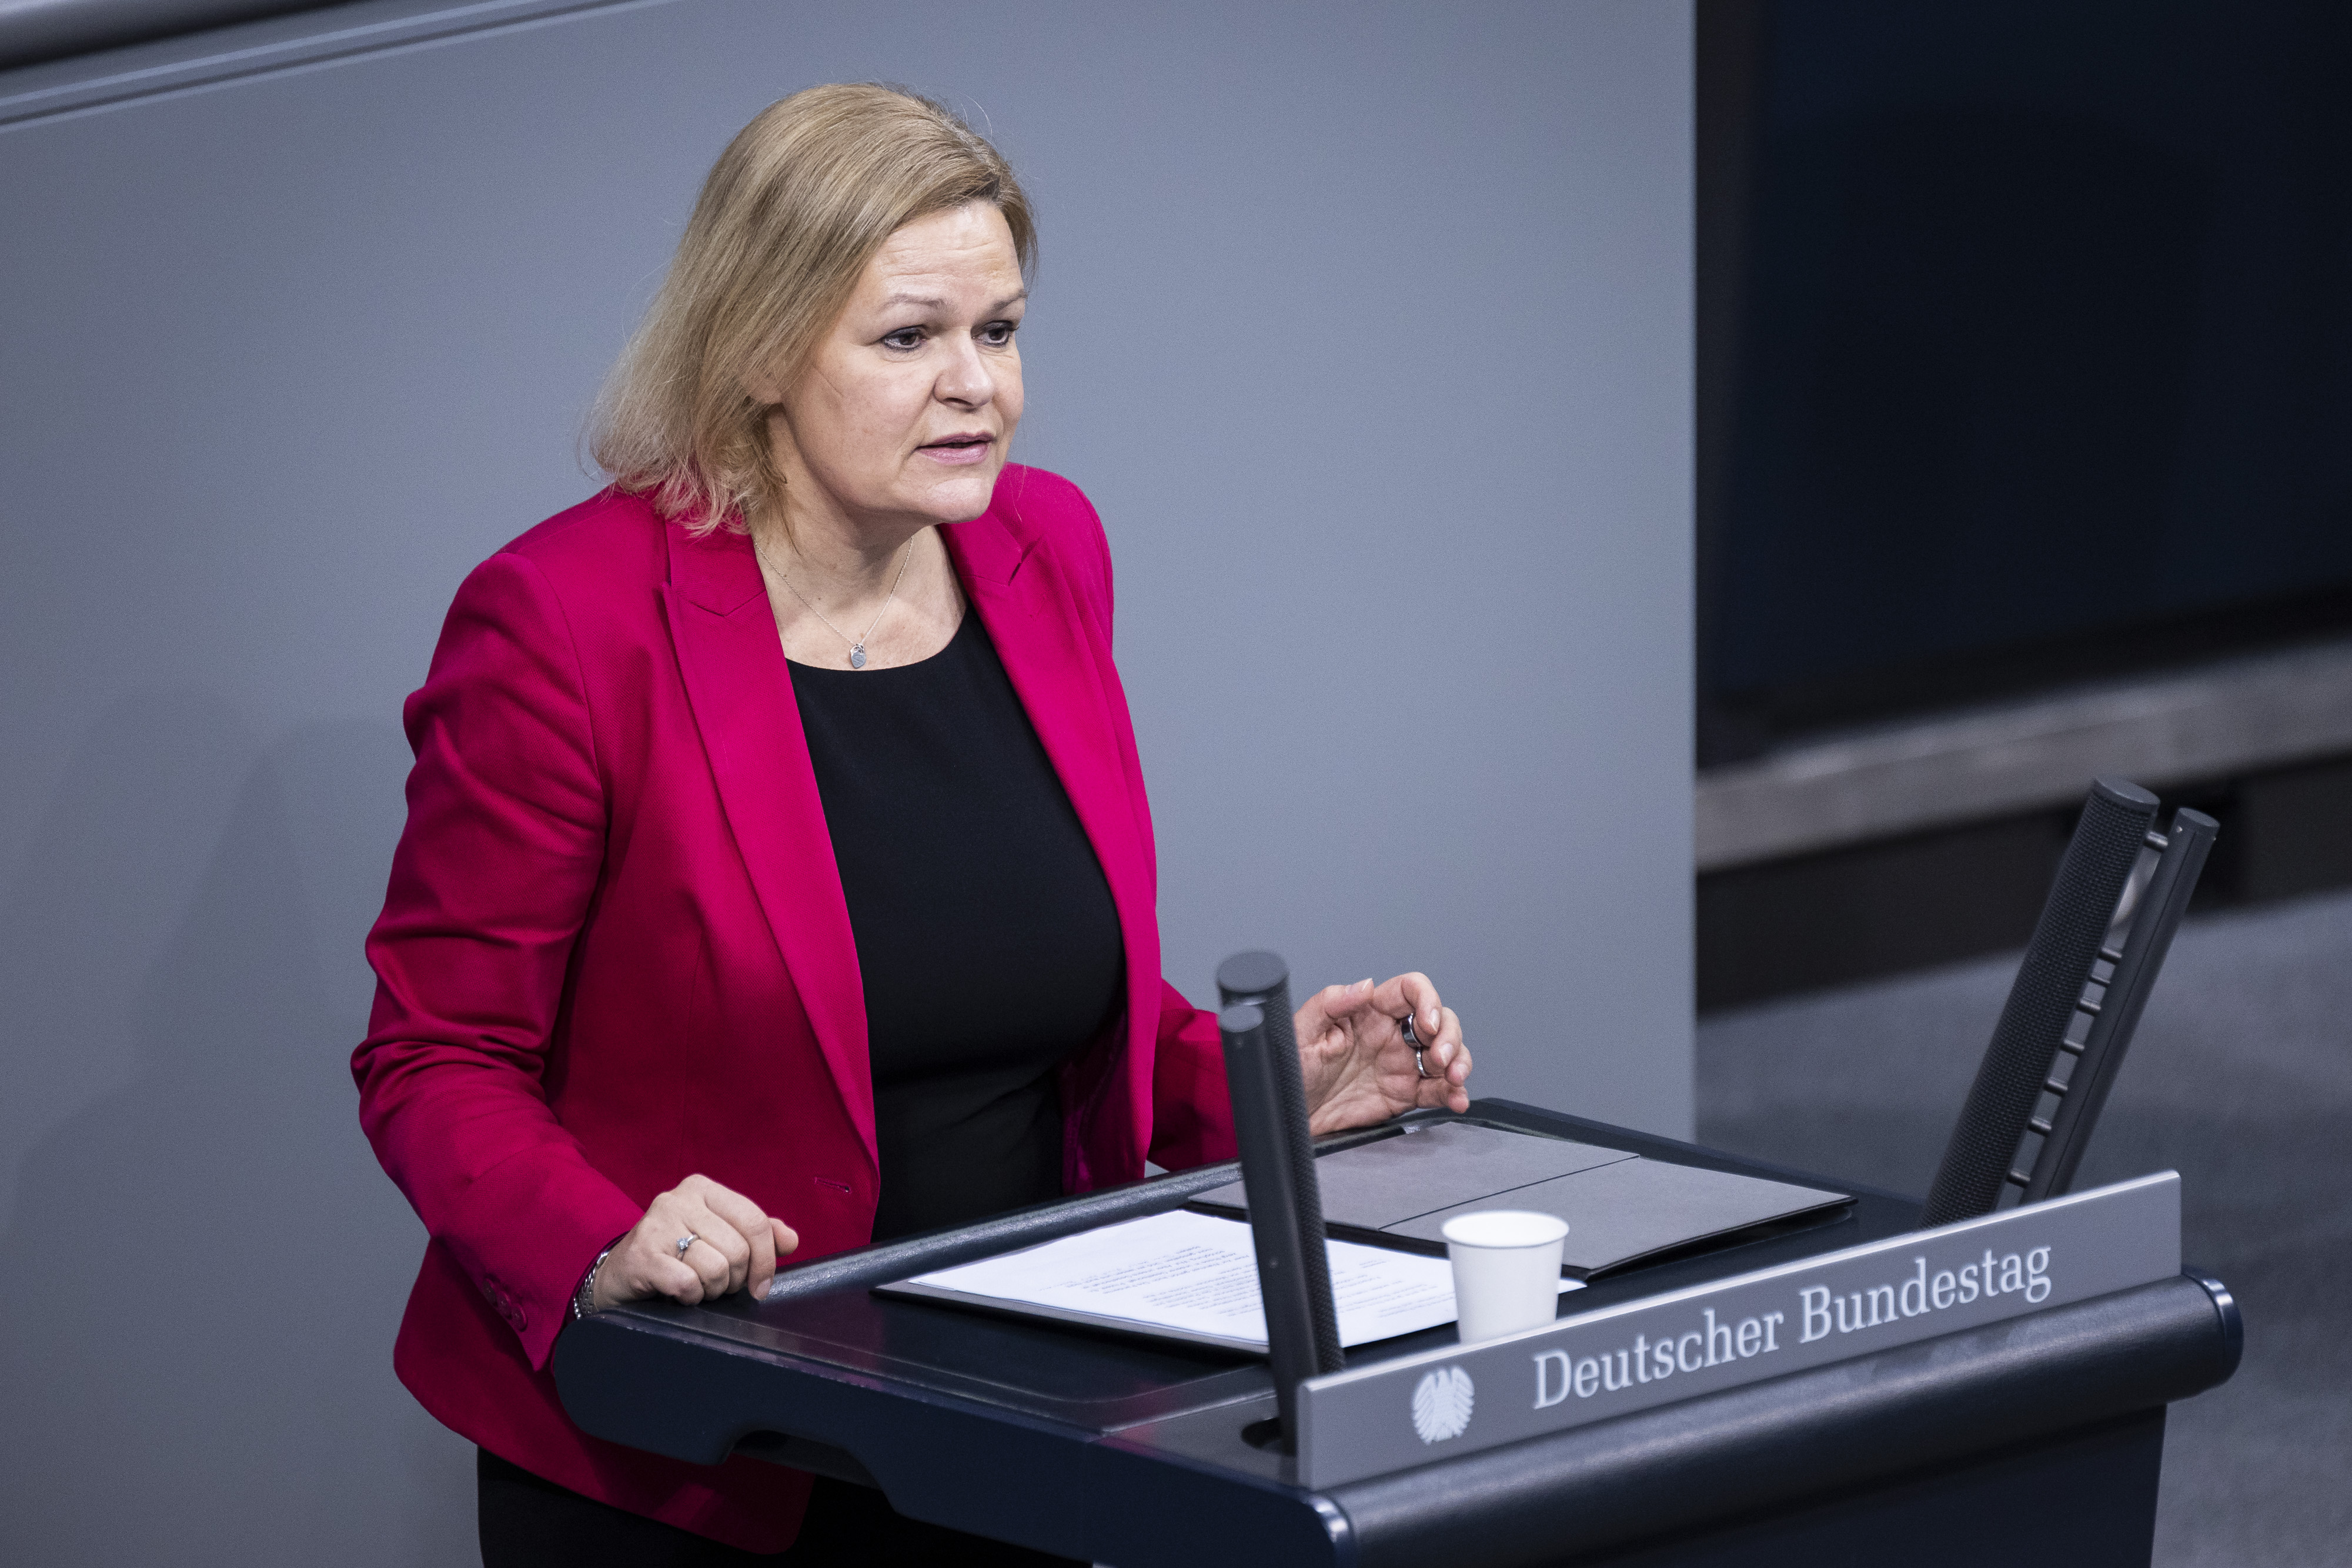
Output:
top-left (980, 320), bottom-right (1017, 347)
top-left (881, 328), bottom-right (924, 350)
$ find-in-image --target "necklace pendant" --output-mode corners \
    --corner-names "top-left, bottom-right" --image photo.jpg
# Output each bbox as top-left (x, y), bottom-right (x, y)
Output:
top-left (848, 645), bottom-right (868, 670)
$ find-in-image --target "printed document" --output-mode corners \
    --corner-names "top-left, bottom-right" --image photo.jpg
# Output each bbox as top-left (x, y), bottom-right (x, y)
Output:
top-left (887, 1208), bottom-right (1581, 1353)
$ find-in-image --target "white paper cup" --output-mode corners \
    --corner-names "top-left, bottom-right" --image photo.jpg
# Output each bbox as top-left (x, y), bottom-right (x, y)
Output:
top-left (1442, 1210), bottom-right (1570, 1343)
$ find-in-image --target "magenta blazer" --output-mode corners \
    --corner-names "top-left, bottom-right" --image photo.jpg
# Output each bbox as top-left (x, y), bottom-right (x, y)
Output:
top-left (352, 466), bottom-right (1237, 1552)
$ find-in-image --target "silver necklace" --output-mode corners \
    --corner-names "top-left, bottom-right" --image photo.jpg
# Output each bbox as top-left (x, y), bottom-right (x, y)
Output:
top-left (759, 537), bottom-right (914, 670)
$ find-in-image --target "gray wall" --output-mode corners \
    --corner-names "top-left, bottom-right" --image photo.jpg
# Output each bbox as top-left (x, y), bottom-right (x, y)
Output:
top-left (0, 2), bottom-right (1692, 1562)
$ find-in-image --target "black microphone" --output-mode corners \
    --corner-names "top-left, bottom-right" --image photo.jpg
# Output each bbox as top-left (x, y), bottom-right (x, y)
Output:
top-left (1217, 954), bottom-right (1338, 1377)
top-left (1217, 978), bottom-right (1342, 1453)
top-left (1923, 778), bottom-right (2158, 1226)
top-left (1216, 951), bottom-right (1319, 1246)
top-left (2019, 805), bottom-right (2218, 1203)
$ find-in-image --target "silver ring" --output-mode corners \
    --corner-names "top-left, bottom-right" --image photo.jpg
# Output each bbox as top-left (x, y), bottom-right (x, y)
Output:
top-left (675, 1233), bottom-right (698, 1259)
top-left (1404, 1011), bottom-right (1429, 1077)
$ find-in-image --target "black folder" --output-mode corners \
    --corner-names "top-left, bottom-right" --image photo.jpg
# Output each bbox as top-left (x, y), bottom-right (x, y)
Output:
top-left (1187, 1122), bottom-right (1850, 1276)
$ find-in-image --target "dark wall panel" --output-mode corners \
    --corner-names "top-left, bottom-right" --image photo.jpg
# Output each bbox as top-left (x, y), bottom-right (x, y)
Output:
top-left (1705, 0), bottom-right (2352, 755)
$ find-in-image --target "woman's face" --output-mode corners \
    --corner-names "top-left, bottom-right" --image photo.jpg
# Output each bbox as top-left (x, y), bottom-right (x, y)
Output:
top-left (761, 202), bottom-right (1027, 537)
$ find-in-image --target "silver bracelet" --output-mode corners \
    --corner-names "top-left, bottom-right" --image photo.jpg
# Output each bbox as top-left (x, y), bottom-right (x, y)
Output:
top-left (571, 1240), bottom-right (621, 1321)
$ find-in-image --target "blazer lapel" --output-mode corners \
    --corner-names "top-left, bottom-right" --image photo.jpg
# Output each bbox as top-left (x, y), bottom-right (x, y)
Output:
top-left (946, 514), bottom-right (1150, 933)
top-left (661, 524), bottom-right (876, 1171)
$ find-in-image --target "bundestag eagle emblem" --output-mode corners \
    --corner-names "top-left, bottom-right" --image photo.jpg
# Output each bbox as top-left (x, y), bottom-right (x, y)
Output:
top-left (1410, 1365), bottom-right (1475, 1443)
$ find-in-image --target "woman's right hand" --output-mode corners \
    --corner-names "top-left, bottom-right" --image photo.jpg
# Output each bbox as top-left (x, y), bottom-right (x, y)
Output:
top-left (589, 1174), bottom-right (800, 1309)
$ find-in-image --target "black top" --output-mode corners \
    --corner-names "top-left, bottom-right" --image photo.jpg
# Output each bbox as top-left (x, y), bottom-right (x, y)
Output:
top-left (789, 611), bottom-right (1125, 1242)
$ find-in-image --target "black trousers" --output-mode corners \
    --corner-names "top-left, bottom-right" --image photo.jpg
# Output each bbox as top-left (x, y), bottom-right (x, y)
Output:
top-left (476, 1449), bottom-right (1084, 1567)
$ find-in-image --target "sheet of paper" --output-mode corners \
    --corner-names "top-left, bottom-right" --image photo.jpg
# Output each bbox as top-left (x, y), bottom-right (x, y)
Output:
top-left (903, 1209), bottom-right (1581, 1350)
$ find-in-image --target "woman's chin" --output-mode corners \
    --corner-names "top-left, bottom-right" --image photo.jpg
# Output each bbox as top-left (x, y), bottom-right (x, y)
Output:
top-left (910, 468), bottom-right (1005, 525)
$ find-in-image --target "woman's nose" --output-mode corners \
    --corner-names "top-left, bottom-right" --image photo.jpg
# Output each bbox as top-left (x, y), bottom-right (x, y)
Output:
top-left (935, 339), bottom-right (995, 407)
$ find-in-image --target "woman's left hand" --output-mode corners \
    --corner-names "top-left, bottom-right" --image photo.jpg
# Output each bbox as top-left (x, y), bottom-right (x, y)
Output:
top-left (1295, 973), bottom-right (1471, 1134)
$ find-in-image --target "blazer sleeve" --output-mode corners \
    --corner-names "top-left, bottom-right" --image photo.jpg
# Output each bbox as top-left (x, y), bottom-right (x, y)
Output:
top-left (351, 550), bottom-right (644, 1370)
top-left (1148, 981), bottom-right (1238, 1169)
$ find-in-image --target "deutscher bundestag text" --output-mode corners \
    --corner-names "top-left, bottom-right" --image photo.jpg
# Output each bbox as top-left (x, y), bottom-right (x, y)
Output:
top-left (1533, 1245), bottom-right (2054, 1407)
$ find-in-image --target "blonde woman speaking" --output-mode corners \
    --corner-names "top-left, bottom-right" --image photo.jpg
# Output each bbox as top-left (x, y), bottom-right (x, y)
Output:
top-left (354, 85), bottom-right (1471, 1565)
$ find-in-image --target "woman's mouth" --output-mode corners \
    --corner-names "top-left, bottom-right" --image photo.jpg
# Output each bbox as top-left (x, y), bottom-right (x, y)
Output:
top-left (919, 433), bottom-right (994, 466)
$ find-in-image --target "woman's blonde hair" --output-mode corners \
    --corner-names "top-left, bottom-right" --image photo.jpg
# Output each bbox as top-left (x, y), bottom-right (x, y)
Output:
top-left (591, 83), bottom-right (1035, 535)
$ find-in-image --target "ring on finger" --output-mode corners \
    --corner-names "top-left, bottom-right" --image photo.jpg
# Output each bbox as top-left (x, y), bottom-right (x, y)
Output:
top-left (675, 1233), bottom-right (699, 1259)
top-left (1414, 1047), bottom-right (1431, 1079)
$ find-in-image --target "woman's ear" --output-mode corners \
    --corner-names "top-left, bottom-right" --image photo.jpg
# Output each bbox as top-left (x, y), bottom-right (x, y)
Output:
top-left (740, 366), bottom-right (782, 407)
top-left (740, 342), bottom-right (799, 407)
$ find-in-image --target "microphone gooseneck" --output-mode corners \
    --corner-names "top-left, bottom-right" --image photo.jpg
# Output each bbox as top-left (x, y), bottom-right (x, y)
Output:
top-left (1217, 950), bottom-right (1344, 1453)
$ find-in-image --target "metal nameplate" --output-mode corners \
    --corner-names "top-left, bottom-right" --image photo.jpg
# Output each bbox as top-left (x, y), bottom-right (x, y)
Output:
top-left (1295, 1171), bottom-right (2181, 1489)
